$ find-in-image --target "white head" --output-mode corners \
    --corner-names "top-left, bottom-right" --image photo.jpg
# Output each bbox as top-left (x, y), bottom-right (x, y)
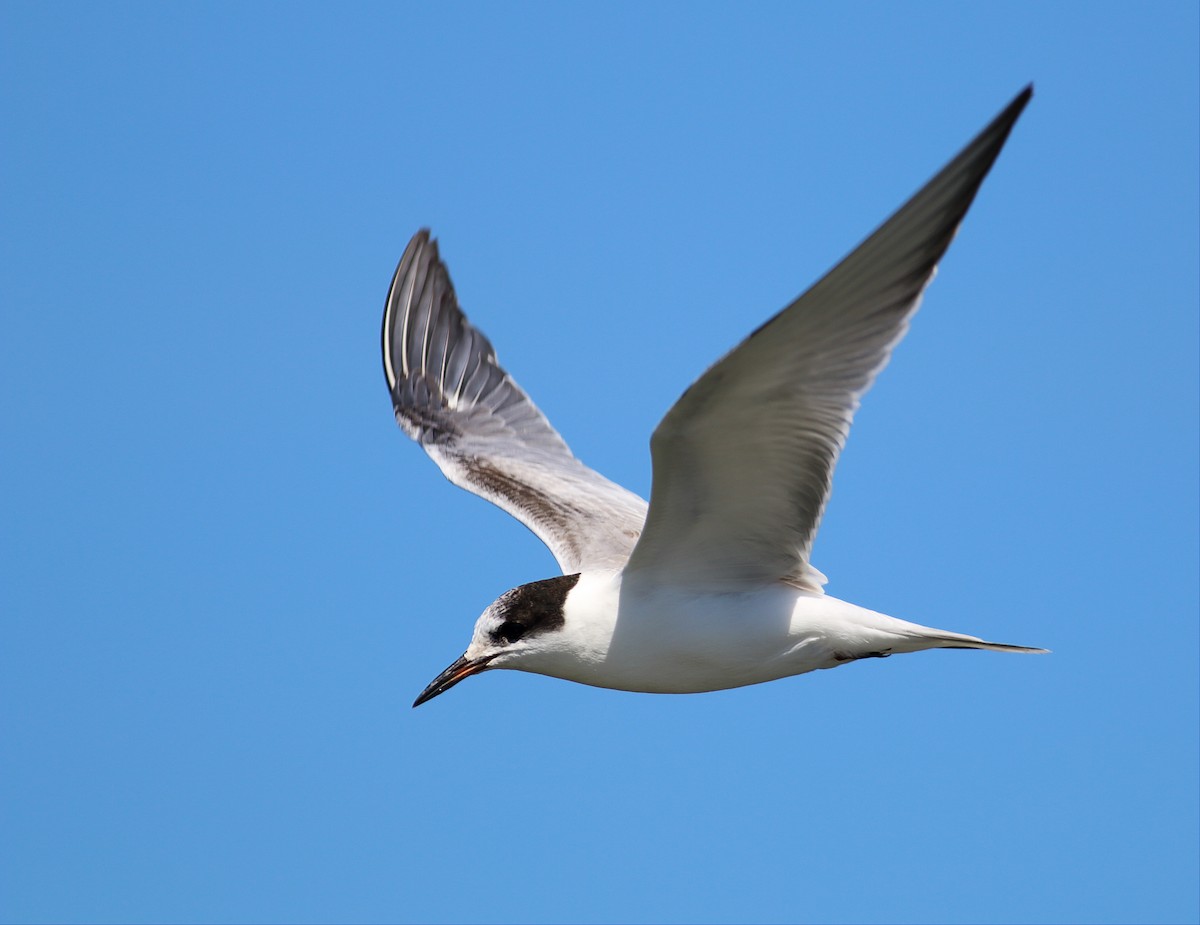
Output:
top-left (412, 574), bottom-right (582, 707)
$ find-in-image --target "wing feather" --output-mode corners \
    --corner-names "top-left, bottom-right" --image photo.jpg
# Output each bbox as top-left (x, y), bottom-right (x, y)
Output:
top-left (382, 231), bottom-right (647, 572)
top-left (624, 87), bottom-right (1032, 591)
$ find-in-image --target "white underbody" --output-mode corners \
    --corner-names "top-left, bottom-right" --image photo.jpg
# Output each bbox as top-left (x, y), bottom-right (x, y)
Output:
top-left (478, 571), bottom-right (998, 694)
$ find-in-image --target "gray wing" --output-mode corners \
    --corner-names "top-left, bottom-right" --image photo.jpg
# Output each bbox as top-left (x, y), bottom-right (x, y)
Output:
top-left (624, 86), bottom-right (1032, 591)
top-left (382, 231), bottom-right (647, 573)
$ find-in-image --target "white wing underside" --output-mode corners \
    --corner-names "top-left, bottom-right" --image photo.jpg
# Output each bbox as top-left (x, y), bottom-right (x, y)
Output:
top-left (623, 87), bottom-right (1032, 592)
top-left (382, 232), bottom-right (647, 574)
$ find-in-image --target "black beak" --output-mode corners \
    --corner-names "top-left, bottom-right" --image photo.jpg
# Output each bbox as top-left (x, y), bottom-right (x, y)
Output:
top-left (412, 653), bottom-right (492, 708)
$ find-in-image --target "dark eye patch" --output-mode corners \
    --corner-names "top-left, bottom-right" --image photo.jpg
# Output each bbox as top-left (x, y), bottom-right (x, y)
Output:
top-left (488, 574), bottom-right (579, 646)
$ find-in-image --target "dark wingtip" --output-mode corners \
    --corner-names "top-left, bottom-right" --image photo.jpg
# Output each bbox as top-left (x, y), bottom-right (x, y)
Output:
top-left (381, 228), bottom-right (446, 394)
top-left (1009, 83), bottom-right (1034, 116)
top-left (984, 85), bottom-right (1033, 143)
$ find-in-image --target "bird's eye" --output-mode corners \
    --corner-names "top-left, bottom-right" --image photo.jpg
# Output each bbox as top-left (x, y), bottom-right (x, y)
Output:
top-left (497, 621), bottom-right (526, 644)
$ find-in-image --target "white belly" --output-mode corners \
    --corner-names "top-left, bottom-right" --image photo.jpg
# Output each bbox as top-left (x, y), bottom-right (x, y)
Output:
top-left (524, 573), bottom-right (917, 694)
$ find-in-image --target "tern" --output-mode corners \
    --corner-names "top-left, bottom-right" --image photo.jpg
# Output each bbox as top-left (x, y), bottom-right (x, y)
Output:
top-left (384, 86), bottom-right (1046, 708)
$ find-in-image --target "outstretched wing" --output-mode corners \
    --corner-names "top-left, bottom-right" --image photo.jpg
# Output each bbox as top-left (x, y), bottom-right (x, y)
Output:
top-left (382, 231), bottom-right (647, 573)
top-left (624, 87), bottom-right (1032, 591)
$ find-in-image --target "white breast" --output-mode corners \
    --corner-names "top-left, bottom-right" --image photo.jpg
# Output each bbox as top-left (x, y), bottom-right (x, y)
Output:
top-left (520, 572), bottom-right (903, 694)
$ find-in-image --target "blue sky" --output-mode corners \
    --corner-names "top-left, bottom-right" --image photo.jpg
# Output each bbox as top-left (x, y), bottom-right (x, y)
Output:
top-left (2, 3), bottom-right (1197, 923)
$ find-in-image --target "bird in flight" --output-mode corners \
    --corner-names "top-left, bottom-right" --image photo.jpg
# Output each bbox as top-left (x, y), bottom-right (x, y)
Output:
top-left (383, 86), bottom-right (1045, 708)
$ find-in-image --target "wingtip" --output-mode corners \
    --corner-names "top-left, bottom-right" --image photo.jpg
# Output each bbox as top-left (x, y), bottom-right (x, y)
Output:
top-left (1002, 84), bottom-right (1034, 124)
top-left (409, 227), bottom-right (436, 257)
top-left (383, 229), bottom-right (444, 392)
top-left (400, 228), bottom-right (436, 263)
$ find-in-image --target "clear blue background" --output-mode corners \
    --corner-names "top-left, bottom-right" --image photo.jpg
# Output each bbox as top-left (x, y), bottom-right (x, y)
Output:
top-left (3, 3), bottom-right (1197, 924)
